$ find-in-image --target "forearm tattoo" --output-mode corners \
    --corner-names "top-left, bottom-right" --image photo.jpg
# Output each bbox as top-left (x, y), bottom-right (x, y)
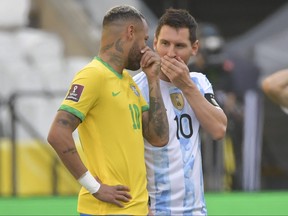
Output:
top-left (56, 112), bottom-right (80, 155)
top-left (148, 88), bottom-right (168, 138)
top-left (62, 147), bottom-right (77, 154)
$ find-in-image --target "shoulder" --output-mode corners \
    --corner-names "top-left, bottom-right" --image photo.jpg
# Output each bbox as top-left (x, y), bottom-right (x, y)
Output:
top-left (76, 59), bottom-right (101, 76)
top-left (189, 71), bottom-right (207, 79)
top-left (189, 71), bottom-right (211, 86)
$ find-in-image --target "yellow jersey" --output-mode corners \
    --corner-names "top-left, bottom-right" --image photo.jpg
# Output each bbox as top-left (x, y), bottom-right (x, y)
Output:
top-left (59, 57), bottom-right (149, 215)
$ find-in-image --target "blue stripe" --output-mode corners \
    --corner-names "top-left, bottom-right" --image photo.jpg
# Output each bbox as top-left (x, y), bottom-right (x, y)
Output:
top-left (170, 86), bottom-right (196, 215)
top-left (177, 112), bottom-right (195, 215)
top-left (153, 146), bottom-right (171, 215)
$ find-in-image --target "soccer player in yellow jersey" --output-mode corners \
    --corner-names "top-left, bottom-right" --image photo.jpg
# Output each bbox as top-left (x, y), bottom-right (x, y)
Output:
top-left (47, 5), bottom-right (169, 216)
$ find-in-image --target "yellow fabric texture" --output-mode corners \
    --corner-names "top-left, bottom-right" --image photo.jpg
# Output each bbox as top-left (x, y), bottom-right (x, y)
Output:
top-left (59, 57), bottom-right (149, 215)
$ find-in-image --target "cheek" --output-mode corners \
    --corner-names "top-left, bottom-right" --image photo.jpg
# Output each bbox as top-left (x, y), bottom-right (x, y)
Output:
top-left (155, 46), bottom-right (167, 57)
top-left (178, 50), bottom-right (192, 63)
top-left (139, 43), bottom-right (146, 52)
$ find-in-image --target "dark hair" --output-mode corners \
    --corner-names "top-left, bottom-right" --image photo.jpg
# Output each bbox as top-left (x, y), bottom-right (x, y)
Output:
top-left (103, 5), bottom-right (145, 26)
top-left (155, 8), bottom-right (198, 44)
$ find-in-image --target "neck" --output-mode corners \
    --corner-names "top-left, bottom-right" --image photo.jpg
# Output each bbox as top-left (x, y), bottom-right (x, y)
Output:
top-left (98, 52), bottom-right (125, 75)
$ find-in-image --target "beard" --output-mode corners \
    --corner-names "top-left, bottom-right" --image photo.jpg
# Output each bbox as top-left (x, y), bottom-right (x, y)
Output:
top-left (126, 41), bottom-right (142, 71)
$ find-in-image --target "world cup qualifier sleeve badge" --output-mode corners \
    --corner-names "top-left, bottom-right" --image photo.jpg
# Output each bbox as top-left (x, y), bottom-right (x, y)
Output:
top-left (66, 84), bottom-right (84, 102)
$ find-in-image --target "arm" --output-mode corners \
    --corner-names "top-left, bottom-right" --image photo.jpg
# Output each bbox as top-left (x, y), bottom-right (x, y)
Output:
top-left (261, 69), bottom-right (288, 108)
top-left (47, 110), bottom-right (131, 207)
top-left (161, 55), bottom-right (227, 140)
top-left (47, 110), bottom-right (86, 179)
top-left (140, 47), bottom-right (169, 147)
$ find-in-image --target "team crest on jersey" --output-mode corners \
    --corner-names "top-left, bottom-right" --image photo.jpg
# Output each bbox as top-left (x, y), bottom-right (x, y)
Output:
top-left (130, 84), bottom-right (140, 97)
top-left (65, 84), bottom-right (84, 102)
top-left (170, 93), bottom-right (184, 110)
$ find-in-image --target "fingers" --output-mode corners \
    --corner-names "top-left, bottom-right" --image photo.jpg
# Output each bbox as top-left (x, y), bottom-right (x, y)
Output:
top-left (113, 200), bottom-right (124, 208)
top-left (110, 185), bottom-right (132, 208)
top-left (161, 55), bottom-right (186, 74)
top-left (115, 185), bottom-right (132, 200)
top-left (160, 56), bottom-right (174, 76)
top-left (161, 56), bottom-right (191, 87)
top-left (116, 188), bottom-right (132, 200)
top-left (116, 185), bottom-right (130, 192)
top-left (174, 56), bottom-right (185, 63)
top-left (115, 193), bottom-right (131, 202)
top-left (140, 53), bottom-right (153, 68)
top-left (141, 50), bottom-right (160, 68)
top-left (140, 46), bottom-right (161, 68)
top-left (162, 55), bottom-right (179, 68)
top-left (94, 183), bottom-right (132, 208)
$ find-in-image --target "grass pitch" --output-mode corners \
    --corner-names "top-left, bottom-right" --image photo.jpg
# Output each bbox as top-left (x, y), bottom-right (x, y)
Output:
top-left (1, 191), bottom-right (288, 215)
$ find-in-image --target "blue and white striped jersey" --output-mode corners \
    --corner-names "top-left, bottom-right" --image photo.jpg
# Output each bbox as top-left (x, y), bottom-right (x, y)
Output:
top-left (134, 71), bottom-right (213, 216)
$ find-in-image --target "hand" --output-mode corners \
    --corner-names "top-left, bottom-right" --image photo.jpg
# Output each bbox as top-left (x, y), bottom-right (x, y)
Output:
top-left (93, 183), bottom-right (132, 208)
top-left (140, 46), bottom-right (161, 80)
top-left (161, 55), bottom-right (192, 89)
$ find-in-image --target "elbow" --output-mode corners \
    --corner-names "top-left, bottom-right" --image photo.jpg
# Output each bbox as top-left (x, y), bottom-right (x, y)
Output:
top-left (156, 135), bottom-right (169, 147)
top-left (47, 131), bottom-right (58, 149)
top-left (211, 125), bottom-right (227, 141)
top-left (211, 118), bottom-right (228, 141)
top-left (262, 78), bottom-right (278, 97)
top-left (146, 133), bottom-right (169, 147)
top-left (144, 121), bottom-right (169, 147)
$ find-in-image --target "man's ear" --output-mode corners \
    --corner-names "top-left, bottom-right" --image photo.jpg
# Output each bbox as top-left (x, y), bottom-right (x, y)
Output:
top-left (127, 24), bottom-right (135, 40)
top-left (153, 36), bottom-right (157, 51)
top-left (191, 40), bottom-right (199, 56)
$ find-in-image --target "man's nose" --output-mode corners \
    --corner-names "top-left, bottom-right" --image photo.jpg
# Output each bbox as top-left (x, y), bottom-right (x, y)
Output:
top-left (167, 46), bottom-right (176, 58)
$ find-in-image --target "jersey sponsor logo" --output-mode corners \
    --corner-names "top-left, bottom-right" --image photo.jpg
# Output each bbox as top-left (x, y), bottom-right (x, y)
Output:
top-left (130, 84), bottom-right (140, 97)
top-left (112, 91), bottom-right (120, 96)
top-left (204, 93), bottom-right (219, 107)
top-left (65, 84), bottom-right (84, 102)
top-left (170, 93), bottom-right (184, 110)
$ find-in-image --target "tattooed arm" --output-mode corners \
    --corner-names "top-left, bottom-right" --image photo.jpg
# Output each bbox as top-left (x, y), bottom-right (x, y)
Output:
top-left (141, 47), bottom-right (169, 147)
top-left (47, 110), bottom-right (86, 179)
top-left (47, 110), bottom-right (131, 207)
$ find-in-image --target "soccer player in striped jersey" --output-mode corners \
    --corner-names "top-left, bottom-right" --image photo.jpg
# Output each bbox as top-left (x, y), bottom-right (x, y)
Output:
top-left (47, 5), bottom-right (168, 216)
top-left (134, 8), bottom-right (227, 215)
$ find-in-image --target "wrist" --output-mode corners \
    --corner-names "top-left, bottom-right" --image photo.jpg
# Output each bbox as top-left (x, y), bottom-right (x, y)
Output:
top-left (77, 171), bottom-right (100, 194)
